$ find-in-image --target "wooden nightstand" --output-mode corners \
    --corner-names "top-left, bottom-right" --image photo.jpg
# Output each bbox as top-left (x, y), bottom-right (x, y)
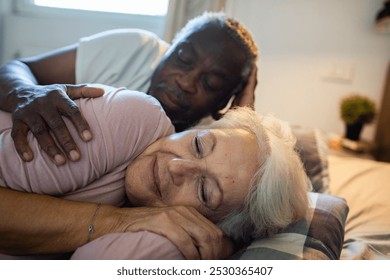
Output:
top-left (327, 132), bottom-right (376, 159)
top-left (329, 138), bottom-right (375, 159)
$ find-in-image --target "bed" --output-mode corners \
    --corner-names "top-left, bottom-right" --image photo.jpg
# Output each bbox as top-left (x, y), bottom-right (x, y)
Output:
top-left (70, 125), bottom-right (390, 260)
top-left (327, 153), bottom-right (390, 259)
top-left (3, 125), bottom-right (387, 260)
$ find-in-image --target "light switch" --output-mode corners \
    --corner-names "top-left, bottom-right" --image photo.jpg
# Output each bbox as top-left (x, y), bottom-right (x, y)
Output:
top-left (323, 62), bottom-right (354, 83)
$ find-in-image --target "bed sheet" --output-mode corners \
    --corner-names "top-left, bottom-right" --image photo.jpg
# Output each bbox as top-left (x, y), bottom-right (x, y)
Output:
top-left (328, 154), bottom-right (390, 260)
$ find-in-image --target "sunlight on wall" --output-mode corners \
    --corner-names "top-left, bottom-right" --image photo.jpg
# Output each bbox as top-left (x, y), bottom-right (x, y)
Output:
top-left (34, 0), bottom-right (169, 16)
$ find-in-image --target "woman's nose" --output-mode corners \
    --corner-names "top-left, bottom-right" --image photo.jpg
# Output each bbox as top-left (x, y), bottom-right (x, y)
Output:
top-left (168, 158), bottom-right (198, 186)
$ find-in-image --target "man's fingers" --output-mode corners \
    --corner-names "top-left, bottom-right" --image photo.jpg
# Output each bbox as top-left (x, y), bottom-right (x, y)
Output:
top-left (11, 120), bottom-right (34, 162)
top-left (66, 85), bottom-right (105, 99)
top-left (27, 115), bottom-right (67, 165)
top-left (12, 118), bottom-right (67, 165)
top-left (56, 97), bottom-right (93, 143)
top-left (80, 86), bottom-right (105, 98)
top-left (62, 84), bottom-right (103, 142)
top-left (43, 111), bottom-right (81, 162)
top-left (8, 84), bottom-right (99, 164)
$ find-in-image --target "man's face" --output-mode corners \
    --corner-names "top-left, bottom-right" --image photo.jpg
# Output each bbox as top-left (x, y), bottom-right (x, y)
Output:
top-left (148, 23), bottom-right (247, 131)
top-left (125, 128), bottom-right (261, 222)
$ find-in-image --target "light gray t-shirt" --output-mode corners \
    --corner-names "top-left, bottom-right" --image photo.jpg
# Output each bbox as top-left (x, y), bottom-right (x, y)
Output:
top-left (76, 29), bottom-right (169, 92)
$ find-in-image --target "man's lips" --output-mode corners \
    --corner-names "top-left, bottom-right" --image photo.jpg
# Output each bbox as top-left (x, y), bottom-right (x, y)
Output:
top-left (159, 91), bottom-right (183, 112)
top-left (152, 85), bottom-right (191, 111)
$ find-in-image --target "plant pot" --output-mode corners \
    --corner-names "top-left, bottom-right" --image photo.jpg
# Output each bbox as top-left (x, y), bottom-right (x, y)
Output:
top-left (345, 123), bottom-right (363, 141)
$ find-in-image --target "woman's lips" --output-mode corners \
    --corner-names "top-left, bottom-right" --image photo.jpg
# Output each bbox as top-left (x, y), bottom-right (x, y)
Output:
top-left (153, 155), bottom-right (162, 198)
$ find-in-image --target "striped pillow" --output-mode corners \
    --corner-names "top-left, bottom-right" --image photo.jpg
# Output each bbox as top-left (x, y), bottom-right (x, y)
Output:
top-left (229, 192), bottom-right (348, 260)
top-left (292, 125), bottom-right (330, 193)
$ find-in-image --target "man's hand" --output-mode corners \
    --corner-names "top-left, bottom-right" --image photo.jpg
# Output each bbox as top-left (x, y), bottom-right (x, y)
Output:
top-left (117, 206), bottom-right (233, 260)
top-left (10, 84), bottom-right (104, 165)
top-left (232, 64), bottom-right (258, 109)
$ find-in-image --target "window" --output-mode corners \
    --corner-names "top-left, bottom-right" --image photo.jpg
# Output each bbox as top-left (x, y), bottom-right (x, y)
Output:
top-left (14, 0), bottom-right (169, 38)
top-left (33, 0), bottom-right (169, 16)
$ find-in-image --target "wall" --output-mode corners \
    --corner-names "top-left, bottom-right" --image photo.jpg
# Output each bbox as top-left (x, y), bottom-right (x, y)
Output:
top-left (0, 0), bottom-right (12, 63)
top-left (0, 0), bottom-right (166, 64)
top-left (226, 0), bottom-right (390, 141)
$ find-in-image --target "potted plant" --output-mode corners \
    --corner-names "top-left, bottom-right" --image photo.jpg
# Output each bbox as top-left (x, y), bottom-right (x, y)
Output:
top-left (340, 94), bottom-right (376, 141)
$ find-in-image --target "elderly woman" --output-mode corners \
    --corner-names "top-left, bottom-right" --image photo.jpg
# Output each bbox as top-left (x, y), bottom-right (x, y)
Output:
top-left (0, 86), bottom-right (310, 260)
top-left (124, 104), bottom-right (310, 243)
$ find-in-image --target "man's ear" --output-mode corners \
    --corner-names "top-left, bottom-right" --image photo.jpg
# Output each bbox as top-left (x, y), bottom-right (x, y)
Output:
top-left (211, 110), bottom-right (223, 120)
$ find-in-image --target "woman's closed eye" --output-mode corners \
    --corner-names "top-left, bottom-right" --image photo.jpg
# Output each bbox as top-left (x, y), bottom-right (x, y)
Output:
top-left (194, 135), bottom-right (203, 157)
top-left (192, 130), bottom-right (215, 158)
top-left (198, 176), bottom-right (208, 204)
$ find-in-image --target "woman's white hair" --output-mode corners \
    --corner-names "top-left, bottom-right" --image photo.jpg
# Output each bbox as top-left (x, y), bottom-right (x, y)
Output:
top-left (205, 107), bottom-right (311, 243)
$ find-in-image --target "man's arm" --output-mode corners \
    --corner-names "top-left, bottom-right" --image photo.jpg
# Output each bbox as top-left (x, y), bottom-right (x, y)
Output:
top-left (0, 187), bottom-right (231, 260)
top-left (0, 187), bottom-right (109, 255)
top-left (0, 46), bottom-right (103, 164)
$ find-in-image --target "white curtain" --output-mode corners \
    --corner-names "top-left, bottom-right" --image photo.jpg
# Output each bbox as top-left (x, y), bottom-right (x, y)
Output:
top-left (164, 0), bottom-right (226, 42)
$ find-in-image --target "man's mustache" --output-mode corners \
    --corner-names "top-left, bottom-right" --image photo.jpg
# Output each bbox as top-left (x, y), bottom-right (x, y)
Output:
top-left (152, 83), bottom-right (191, 108)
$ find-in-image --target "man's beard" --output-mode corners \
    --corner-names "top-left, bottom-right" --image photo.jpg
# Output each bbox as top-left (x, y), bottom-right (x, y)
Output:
top-left (148, 82), bottom-right (200, 131)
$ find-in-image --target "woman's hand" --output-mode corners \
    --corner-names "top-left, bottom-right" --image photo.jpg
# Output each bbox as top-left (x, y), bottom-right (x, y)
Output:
top-left (113, 206), bottom-right (233, 260)
top-left (8, 84), bottom-right (104, 165)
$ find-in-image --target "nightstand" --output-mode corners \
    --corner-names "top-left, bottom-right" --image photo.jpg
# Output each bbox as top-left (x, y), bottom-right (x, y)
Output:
top-left (327, 134), bottom-right (375, 159)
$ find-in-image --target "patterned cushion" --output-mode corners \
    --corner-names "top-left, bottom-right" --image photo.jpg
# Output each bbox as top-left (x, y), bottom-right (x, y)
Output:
top-left (229, 192), bottom-right (349, 260)
top-left (291, 125), bottom-right (330, 193)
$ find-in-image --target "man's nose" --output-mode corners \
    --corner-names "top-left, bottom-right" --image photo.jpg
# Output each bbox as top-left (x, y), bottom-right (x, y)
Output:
top-left (168, 158), bottom-right (198, 186)
top-left (175, 71), bottom-right (198, 95)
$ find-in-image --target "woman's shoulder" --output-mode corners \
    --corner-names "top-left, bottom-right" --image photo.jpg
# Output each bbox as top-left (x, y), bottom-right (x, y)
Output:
top-left (95, 85), bottom-right (168, 121)
top-left (78, 85), bottom-right (174, 137)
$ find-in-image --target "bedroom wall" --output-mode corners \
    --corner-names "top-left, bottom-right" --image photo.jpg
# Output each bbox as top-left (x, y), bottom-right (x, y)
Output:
top-left (0, 0), bottom-right (11, 63)
top-left (0, 0), bottom-right (166, 64)
top-left (226, 0), bottom-right (390, 142)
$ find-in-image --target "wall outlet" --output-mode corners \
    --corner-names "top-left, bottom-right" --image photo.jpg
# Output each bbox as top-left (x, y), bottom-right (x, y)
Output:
top-left (323, 62), bottom-right (354, 83)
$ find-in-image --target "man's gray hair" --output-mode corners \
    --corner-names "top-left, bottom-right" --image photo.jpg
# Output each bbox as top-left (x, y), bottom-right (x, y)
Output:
top-left (205, 107), bottom-right (311, 243)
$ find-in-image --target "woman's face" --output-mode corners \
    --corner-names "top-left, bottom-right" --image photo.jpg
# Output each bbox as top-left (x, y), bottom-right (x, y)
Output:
top-left (125, 128), bottom-right (261, 222)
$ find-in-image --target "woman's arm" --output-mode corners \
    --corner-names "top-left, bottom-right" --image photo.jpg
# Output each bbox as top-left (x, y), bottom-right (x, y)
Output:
top-left (0, 187), bottom-right (231, 260)
top-left (0, 46), bottom-right (103, 165)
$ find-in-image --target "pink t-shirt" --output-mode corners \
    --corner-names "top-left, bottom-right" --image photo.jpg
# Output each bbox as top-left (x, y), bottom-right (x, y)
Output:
top-left (0, 86), bottom-right (174, 206)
